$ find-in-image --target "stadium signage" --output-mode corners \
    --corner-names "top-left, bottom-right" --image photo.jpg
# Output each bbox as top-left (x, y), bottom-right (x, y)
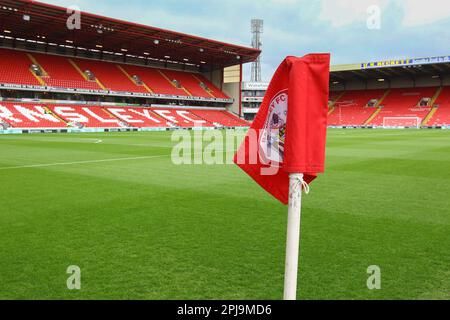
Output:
top-left (361, 55), bottom-right (450, 69)
top-left (242, 82), bottom-right (269, 91)
top-left (0, 83), bottom-right (233, 103)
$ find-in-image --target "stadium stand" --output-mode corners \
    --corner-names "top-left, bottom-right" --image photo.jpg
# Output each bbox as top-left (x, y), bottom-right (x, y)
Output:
top-left (120, 64), bottom-right (190, 96)
top-left (160, 70), bottom-right (230, 100)
top-left (0, 103), bottom-right (248, 129)
top-left (151, 108), bottom-right (212, 127)
top-left (368, 87), bottom-right (437, 127)
top-left (0, 103), bottom-right (68, 128)
top-left (0, 48), bottom-right (41, 86)
top-left (48, 105), bottom-right (122, 128)
top-left (427, 86), bottom-right (450, 126)
top-left (0, 0), bottom-right (259, 133)
top-left (0, 47), bottom-right (231, 100)
top-left (106, 107), bottom-right (171, 128)
top-left (191, 109), bottom-right (249, 127)
top-left (72, 58), bottom-right (148, 94)
top-left (30, 52), bottom-right (101, 90)
top-left (0, 48), bottom-right (231, 101)
top-left (329, 91), bottom-right (343, 103)
top-left (162, 70), bottom-right (211, 98)
top-left (193, 74), bottom-right (230, 100)
top-left (328, 89), bottom-right (386, 126)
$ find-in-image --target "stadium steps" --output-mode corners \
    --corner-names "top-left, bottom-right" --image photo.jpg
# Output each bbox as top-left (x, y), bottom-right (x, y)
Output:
top-left (191, 74), bottom-right (216, 98)
top-left (43, 106), bottom-right (69, 126)
top-left (141, 82), bottom-right (155, 94)
top-left (429, 87), bottom-right (443, 107)
top-left (101, 107), bottom-right (133, 127)
top-left (94, 78), bottom-right (107, 91)
top-left (364, 107), bottom-right (382, 126)
top-left (332, 92), bottom-right (346, 105)
top-left (226, 111), bottom-right (249, 125)
top-left (421, 87), bottom-right (443, 126)
top-left (117, 65), bottom-right (154, 94)
top-left (188, 110), bottom-right (219, 126)
top-left (421, 106), bottom-right (439, 126)
top-left (364, 89), bottom-right (391, 125)
top-left (0, 118), bottom-right (13, 127)
top-left (375, 89), bottom-right (391, 108)
top-left (27, 54), bottom-right (48, 86)
top-left (327, 92), bottom-right (346, 116)
top-left (158, 70), bottom-right (192, 97)
top-left (68, 59), bottom-right (107, 90)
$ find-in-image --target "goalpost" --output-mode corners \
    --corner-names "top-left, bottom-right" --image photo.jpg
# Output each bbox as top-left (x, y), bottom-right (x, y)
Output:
top-left (382, 117), bottom-right (421, 129)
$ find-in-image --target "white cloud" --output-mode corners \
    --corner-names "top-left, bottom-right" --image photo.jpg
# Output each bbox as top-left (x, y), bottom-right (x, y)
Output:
top-left (318, 0), bottom-right (450, 28)
top-left (318, 0), bottom-right (389, 27)
top-left (269, 0), bottom-right (300, 5)
top-left (401, 0), bottom-right (450, 27)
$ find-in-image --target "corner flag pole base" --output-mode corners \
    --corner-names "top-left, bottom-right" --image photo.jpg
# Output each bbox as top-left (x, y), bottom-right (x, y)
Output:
top-left (283, 173), bottom-right (305, 300)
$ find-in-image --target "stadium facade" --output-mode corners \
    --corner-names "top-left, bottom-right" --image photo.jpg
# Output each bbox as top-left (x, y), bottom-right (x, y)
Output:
top-left (0, 0), bottom-right (258, 133)
top-left (329, 56), bottom-right (450, 128)
top-left (241, 81), bottom-right (268, 121)
top-left (242, 57), bottom-right (450, 128)
top-left (0, 0), bottom-right (449, 133)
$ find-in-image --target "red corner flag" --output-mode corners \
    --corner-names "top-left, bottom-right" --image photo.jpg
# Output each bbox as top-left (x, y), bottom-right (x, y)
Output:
top-left (234, 54), bottom-right (330, 204)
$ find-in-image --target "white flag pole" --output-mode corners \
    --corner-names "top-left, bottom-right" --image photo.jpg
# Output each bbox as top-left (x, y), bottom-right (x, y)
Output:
top-left (284, 173), bottom-right (307, 300)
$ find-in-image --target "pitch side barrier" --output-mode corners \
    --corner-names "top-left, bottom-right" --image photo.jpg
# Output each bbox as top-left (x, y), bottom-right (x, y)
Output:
top-left (0, 126), bottom-right (251, 135)
top-left (2, 126), bottom-right (448, 135)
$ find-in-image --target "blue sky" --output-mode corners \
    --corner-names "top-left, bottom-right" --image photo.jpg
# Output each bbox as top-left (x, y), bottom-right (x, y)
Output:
top-left (41, 0), bottom-right (450, 81)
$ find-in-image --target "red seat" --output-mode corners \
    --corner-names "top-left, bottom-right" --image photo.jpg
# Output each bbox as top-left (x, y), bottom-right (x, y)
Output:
top-left (162, 70), bottom-right (212, 98)
top-left (106, 107), bottom-right (168, 128)
top-left (31, 53), bottom-right (101, 90)
top-left (193, 74), bottom-right (230, 99)
top-left (328, 90), bottom-right (385, 126)
top-left (151, 108), bottom-right (212, 127)
top-left (73, 59), bottom-right (148, 93)
top-left (121, 65), bottom-right (186, 96)
top-left (49, 105), bottom-right (122, 128)
top-left (0, 49), bottom-right (41, 86)
top-left (0, 103), bottom-right (67, 128)
top-left (190, 109), bottom-right (248, 127)
top-left (368, 87), bottom-right (436, 126)
top-left (0, 48), bottom-right (230, 99)
top-left (428, 87), bottom-right (450, 126)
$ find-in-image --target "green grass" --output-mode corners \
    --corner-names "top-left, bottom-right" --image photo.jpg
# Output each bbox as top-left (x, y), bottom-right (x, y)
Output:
top-left (0, 129), bottom-right (449, 300)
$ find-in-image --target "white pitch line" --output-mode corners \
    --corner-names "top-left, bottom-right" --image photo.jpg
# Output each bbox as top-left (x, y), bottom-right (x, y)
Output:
top-left (0, 154), bottom-right (169, 170)
top-left (0, 149), bottom-right (238, 171)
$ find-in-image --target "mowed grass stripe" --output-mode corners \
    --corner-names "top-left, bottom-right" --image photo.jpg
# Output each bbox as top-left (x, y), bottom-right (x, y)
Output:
top-left (0, 129), bottom-right (449, 299)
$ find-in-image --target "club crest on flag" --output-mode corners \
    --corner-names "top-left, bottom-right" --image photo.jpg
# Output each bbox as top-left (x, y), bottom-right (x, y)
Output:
top-left (234, 54), bottom-right (330, 205)
top-left (259, 89), bottom-right (288, 166)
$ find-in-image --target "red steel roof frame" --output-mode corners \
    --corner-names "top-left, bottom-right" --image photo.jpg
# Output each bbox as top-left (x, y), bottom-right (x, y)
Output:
top-left (0, 0), bottom-right (261, 70)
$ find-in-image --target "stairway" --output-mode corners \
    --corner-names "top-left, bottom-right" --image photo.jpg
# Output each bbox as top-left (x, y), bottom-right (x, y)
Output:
top-left (421, 87), bottom-right (443, 126)
top-left (43, 106), bottom-right (69, 126)
top-left (69, 59), bottom-right (106, 90)
top-left (192, 74), bottom-right (216, 98)
top-left (421, 107), bottom-right (439, 126)
top-left (158, 70), bottom-right (192, 97)
top-left (117, 65), bottom-right (154, 94)
top-left (27, 53), bottom-right (48, 86)
top-left (363, 89), bottom-right (391, 126)
top-left (102, 108), bottom-right (133, 128)
top-left (328, 92), bottom-right (345, 117)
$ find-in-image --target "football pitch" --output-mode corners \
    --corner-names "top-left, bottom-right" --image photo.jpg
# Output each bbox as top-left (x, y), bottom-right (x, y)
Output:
top-left (0, 129), bottom-right (449, 300)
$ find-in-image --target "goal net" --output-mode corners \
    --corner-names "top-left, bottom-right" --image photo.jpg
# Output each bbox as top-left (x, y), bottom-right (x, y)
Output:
top-left (382, 117), bottom-right (421, 129)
